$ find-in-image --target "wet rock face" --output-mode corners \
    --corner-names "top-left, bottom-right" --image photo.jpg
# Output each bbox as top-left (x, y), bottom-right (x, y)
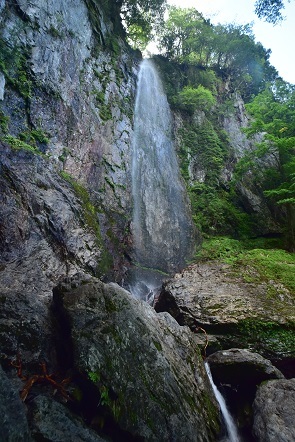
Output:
top-left (0, 144), bottom-right (101, 366)
top-left (52, 275), bottom-right (221, 442)
top-left (253, 379), bottom-right (295, 442)
top-left (0, 0), bottom-right (138, 272)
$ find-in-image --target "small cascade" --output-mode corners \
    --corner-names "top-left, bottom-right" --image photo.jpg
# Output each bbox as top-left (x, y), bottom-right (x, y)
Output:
top-left (129, 58), bottom-right (195, 300)
top-left (205, 362), bottom-right (240, 442)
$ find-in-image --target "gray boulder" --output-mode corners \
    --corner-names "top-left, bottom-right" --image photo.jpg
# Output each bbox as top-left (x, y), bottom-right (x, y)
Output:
top-left (206, 348), bottom-right (284, 386)
top-left (0, 365), bottom-right (32, 441)
top-left (0, 144), bottom-right (102, 367)
top-left (253, 379), bottom-right (295, 442)
top-left (53, 275), bottom-right (221, 441)
top-left (30, 395), bottom-right (107, 441)
top-left (155, 262), bottom-right (295, 359)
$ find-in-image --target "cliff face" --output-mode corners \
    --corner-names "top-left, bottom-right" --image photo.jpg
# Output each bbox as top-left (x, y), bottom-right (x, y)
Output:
top-left (0, 0), bottom-right (139, 279)
top-left (171, 87), bottom-right (281, 238)
top-left (0, 1), bottom-right (291, 440)
top-left (0, 2), bottom-right (222, 440)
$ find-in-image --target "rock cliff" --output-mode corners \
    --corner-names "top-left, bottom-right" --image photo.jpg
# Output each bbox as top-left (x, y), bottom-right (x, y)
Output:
top-left (0, 0), bottom-right (293, 440)
top-left (0, 0), bottom-right (139, 280)
top-left (0, 1), bottom-right (221, 440)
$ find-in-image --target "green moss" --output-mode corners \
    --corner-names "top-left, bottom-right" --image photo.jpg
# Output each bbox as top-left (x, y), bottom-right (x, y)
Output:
top-left (19, 128), bottom-right (49, 146)
top-left (195, 236), bottom-right (294, 295)
top-left (195, 236), bottom-right (245, 263)
top-left (59, 171), bottom-right (113, 274)
top-left (0, 111), bottom-right (9, 134)
top-left (58, 147), bottom-right (70, 163)
top-left (88, 371), bottom-right (101, 384)
top-left (2, 135), bottom-right (42, 155)
top-left (0, 39), bottom-right (32, 99)
top-left (104, 176), bottom-right (116, 190)
top-left (48, 25), bottom-right (64, 38)
top-left (60, 172), bottom-right (99, 233)
top-left (152, 340), bottom-right (162, 351)
top-left (237, 319), bottom-right (295, 356)
top-left (236, 248), bottom-right (295, 293)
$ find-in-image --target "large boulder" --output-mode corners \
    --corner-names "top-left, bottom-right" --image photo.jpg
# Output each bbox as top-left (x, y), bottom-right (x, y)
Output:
top-left (206, 349), bottom-right (284, 386)
top-left (0, 365), bottom-right (31, 441)
top-left (29, 395), bottom-right (107, 441)
top-left (52, 275), bottom-right (221, 441)
top-left (155, 262), bottom-right (295, 360)
top-left (253, 379), bottom-right (295, 442)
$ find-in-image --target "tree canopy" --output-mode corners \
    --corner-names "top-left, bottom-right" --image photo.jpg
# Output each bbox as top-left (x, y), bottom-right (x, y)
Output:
top-left (255, 0), bottom-right (292, 23)
top-left (157, 7), bottom-right (277, 100)
top-left (117, 0), bottom-right (167, 49)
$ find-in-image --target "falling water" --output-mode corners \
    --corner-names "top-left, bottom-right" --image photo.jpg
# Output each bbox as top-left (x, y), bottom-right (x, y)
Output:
top-left (129, 59), bottom-right (195, 299)
top-left (205, 362), bottom-right (240, 442)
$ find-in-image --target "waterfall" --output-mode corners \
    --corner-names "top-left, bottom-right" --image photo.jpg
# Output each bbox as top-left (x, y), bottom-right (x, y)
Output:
top-left (129, 59), bottom-right (195, 300)
top-left (205, 362), bottom-right (240, 442)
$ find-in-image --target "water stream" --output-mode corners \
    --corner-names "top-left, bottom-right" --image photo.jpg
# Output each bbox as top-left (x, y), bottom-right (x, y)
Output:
top-left (205, 362), bottom-right (240, 442)
top-left (129, 59), bottom-right (195, 300)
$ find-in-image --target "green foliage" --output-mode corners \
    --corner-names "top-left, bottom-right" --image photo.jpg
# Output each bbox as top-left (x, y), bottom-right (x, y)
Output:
top-left (190, 187), bottom-right (253, 237)
top-left (92, 89), bottom-right (112, 122)
top-left (195, 236), bottom-right (245, 263)
top-left (19, 128), bottom-right (49, 147)
top-left (0, 111), bottom-right (9, 134)
top-left (0, 38), bottom-right (32, 99)
top-left (179, 120), bottom-right (227, 183)
top-left (157, 7), bottom-right (277, 99)
top-left (119, 0), bottom-right (167, 49)
top-left (242, 80), bottom-right (295, 250)
top-left (175, 85), bottom-right (216, 114)
top-left (2, 135), bottom-right (41, 155)
top-left (237, 248), bottom-right (295, 293)
top-left (255, 0), bottom-right (288, 24)
top-left (127, 23), bottom-right (152, 51)
top-left (196, 236), bottom-right (295, 293)
top-left (237, 319), bottom-right (295, 356)
top-left (88, 371), bottom-right (100, 384)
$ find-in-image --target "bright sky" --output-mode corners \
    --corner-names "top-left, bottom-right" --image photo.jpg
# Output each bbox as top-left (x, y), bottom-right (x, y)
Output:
top-left (163, 0), bottom-right (295, 84)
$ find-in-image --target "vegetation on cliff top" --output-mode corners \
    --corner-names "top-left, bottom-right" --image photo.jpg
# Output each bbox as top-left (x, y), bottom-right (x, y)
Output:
top-left (195, 236), bottom-right (295, 294)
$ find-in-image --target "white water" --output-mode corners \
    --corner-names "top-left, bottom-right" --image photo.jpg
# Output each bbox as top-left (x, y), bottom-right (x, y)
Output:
top-left (130, 59), bottom-right (195, 299)
top-left (205, 362), bottom-right (240, 442)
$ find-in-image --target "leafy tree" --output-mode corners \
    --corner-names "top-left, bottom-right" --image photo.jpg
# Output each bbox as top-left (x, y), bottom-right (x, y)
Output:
top-left (244, 80), bottom-right (295, 250)
top-left (157, 7), bottom-right (211, 62)
top-left (117, 0), bottom-right (167, 48)
top-left (255, 0), bottom-right (292, 24)
top-left (157, 7), bottom-right (277, 100)
top-left (174, 85), bottom-right (216, 114)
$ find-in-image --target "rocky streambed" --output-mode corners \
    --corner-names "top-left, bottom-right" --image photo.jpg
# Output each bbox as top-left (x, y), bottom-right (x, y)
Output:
top-left (154, 261), bottom-right (295, 440)
top-left (1, 247), bottom-right (294, 440)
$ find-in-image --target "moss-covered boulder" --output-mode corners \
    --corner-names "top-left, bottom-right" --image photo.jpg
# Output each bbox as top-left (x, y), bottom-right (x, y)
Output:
top-left (52, 275), bottom-right (221, 441)
top-left (155, 261), bottom-right (295, 362)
